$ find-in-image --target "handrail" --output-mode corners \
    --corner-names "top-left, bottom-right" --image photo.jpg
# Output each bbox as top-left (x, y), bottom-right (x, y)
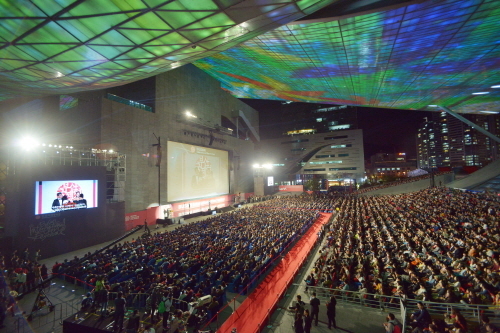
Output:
top-left (294, 284), bottom-right (500, 325)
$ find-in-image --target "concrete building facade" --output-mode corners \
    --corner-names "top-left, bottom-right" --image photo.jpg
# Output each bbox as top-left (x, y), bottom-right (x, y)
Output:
top-left (258, 129), bottom-right (365, 186)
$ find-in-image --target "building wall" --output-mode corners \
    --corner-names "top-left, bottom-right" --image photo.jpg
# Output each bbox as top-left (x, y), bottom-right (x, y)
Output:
top-left (259, 129), bottom-right (365, 183)
top-left (101, 64), bottom-right (256, 213)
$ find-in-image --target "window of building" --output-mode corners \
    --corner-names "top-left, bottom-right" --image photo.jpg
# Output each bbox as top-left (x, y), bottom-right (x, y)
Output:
top-left (331, 144), bottom-right (352, 148)
top-left (106, 93), bottom-right (153, 112)
top-left (291, 148), bottom-right (306, 151)
top-left (281, 139), bottom-right (309, 144)
top-left (316, 154), bottom-right (335, 158)
top-left (324, 135), bottom-right (348, 140)
top-left (309, 161), bottom-right (342, 164)
top-left (304, 168), bottom-right (326, 172)
top-left (338, 153), bottom-right (349, 157)
top-left (329, 167), bottom-right (356, 171)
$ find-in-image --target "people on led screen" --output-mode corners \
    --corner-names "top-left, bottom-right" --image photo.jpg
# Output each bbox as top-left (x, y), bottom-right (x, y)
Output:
top-left (51, 192), bottom-right (63, 211)
top-left (74, 193), bottom-right (87, 209)
top-left (51, 191), bottom-right (87, 211)
top-left (61, 195), bottom-right (69, 205)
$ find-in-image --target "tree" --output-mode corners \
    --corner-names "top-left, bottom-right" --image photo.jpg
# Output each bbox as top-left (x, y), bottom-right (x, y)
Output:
top-left (304, 179), bottom-right (320, 191)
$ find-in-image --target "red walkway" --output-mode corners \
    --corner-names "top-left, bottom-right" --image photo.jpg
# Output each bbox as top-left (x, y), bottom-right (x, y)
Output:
top-left (217, 212), bottom-right (332, 333)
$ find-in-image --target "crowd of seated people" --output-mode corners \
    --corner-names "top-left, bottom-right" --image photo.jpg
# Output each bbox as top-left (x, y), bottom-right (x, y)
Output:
top-left (2, 187), bottom-right (499, 331)
top-left (309, 187), bottom-right (500, 312)
top-left (356, 172), bottom-right (452, 194)
top-left (1, 195), bottom-right (335, 330)
top-left (246, 194), bottom-right (280, 203)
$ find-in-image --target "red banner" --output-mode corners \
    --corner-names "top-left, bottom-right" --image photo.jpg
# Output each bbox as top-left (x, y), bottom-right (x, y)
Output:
top-left (278, 185), bottom-right (304, 192)
top-left (124, 194), bottom-right (259, 230)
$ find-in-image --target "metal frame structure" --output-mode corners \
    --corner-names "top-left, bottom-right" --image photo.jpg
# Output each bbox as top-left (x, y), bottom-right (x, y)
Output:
top-left (8, 145), bottom-right (126, 203)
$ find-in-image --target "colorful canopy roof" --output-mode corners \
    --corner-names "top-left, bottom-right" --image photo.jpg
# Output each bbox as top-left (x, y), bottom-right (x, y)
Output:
top-left (194, 0), bottom-right (500, 113)
top-left (0, 0), bottom-right (336, 101)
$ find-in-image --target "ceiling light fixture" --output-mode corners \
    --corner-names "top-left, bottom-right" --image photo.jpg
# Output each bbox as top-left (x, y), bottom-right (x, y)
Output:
top-left (472, 92), bottom-right (489, 95)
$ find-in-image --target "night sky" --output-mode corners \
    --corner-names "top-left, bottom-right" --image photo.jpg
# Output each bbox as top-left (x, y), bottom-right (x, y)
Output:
top-left (240, 99), bottom-right (434, 159)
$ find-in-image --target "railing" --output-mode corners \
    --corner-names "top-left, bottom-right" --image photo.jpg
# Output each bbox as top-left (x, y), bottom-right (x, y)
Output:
top-left (199, 213), bottom-right (332, 333)
top-left (296, 284), bottom-right (500, 331)
top-left (5, 284), bottom-right (82, 333)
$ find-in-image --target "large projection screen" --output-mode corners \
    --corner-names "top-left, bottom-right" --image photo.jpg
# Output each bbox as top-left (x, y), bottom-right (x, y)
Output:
top-left (167, 141), bottom-right (229, 202)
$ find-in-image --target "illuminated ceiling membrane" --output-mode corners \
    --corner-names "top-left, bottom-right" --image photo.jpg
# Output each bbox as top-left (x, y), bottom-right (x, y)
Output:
top-left (0, 0), bottom-right (337, 101)
top-left (194, 0), bottom-right (500, 113)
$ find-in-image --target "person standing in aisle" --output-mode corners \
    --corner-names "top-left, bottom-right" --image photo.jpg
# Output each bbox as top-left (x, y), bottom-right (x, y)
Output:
top-left (310, 292), bottom-right (320, 326)
top-left (327, 295), bottom-right (337, 329)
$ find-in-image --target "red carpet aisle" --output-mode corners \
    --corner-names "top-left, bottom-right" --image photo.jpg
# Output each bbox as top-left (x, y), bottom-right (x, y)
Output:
top-left (217, 212), bottom-right (332, 333)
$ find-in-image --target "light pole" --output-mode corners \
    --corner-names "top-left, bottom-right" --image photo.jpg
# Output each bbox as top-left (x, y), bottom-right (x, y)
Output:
top-left (253, 163), bottom-right (272, 196)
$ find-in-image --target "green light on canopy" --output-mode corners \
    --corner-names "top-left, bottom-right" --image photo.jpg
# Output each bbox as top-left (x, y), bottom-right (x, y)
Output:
top-left (0, 0), bottom-right (336, 101)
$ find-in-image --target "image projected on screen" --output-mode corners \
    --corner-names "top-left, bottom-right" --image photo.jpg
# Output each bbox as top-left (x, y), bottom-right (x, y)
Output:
top-left (35, 180), bottom-right (98, 215)
top-left (167, 142), bottom-right (229, 202)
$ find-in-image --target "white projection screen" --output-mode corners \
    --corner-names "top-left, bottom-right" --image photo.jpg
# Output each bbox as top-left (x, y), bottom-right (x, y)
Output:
top-left (167, 141), bottom-right (229, 202)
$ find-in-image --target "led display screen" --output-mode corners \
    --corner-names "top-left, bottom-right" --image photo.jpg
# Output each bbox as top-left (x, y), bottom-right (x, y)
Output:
top-left (194, 0), bottom-right (500, 114)
top-left (167, 141), bottom-right (228, 202)
top-left (35, 180), bottom-right (98, 215)
top-left (59, 95), bottom-right (78, 110)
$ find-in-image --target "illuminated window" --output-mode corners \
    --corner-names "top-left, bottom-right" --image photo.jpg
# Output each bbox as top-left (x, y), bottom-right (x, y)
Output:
top-left (310, 161), bottom-right (342, 164)
top-left (329, 167), bottom-right (356, 171)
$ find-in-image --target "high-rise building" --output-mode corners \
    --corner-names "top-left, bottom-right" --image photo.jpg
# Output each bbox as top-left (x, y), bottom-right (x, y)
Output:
top-left (275, 103), bottom-right (358, 135)
top-left (417, 112), bottom-right (500, 169)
